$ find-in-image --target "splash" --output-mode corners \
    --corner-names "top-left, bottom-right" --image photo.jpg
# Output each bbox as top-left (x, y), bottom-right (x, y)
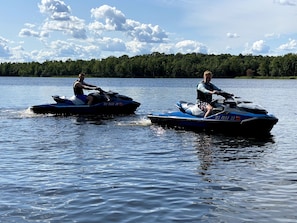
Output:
top-left (116, 116), bottom-right (152, 126)
top-left (20, 107), bottom-right (37, 118)
top-left (0, 108), bottom-right (34, 119)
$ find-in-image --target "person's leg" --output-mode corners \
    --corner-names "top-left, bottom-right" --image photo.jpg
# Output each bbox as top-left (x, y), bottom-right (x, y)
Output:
top-left (76, 95), bottom-right (88, 104)
top-left (87, 95), bottom-right (94, 105)
top-left (204, 104), bottom-right (213, 118)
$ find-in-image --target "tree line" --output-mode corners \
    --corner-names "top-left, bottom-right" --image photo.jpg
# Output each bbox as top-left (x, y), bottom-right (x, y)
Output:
top-left (1, 52), bottom-right (297, 78)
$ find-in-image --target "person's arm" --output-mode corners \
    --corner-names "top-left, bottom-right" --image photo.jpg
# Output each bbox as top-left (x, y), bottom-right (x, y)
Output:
top-left (211, 83), bottom-right (221, 92)
top-left (81, 81), bottom-right (97, 90)
top-left (198, 82), bottom-right (221, 94)
top-left (197, 82), bottom-right (212, 94)
top-left (83, 82), bottom-right (96, 88)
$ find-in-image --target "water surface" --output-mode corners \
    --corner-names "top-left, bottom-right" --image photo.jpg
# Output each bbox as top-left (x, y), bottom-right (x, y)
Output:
top-left (0, 77), bottom-right (296, 222)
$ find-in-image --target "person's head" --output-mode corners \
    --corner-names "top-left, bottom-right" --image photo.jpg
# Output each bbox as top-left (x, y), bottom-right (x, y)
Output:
top-left (203, 70), bottom-right (213, 83)
top-left (78, 73), bottom-right (85, 80)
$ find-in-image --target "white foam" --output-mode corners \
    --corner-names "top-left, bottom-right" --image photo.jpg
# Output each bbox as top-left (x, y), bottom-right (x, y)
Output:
top-left (117, 116), bottom-right (152, 126)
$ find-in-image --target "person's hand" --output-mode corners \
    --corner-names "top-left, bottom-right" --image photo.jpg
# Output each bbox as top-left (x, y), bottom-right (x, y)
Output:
top-left (95, 87), bottom-right (102, 91)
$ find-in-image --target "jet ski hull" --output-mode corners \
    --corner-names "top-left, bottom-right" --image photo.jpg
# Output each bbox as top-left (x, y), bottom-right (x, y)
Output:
top-left (30, 91), bottom-right (140, 116)
top-left (31, 101), bottom-right (140, 115)
top-left (148, 111), bottom-right (278, 137)
top-left (148, 93), bottom-right (278, 136)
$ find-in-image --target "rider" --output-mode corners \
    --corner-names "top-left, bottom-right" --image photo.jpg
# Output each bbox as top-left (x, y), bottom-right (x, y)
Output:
top-left (73, 73), bottom-right (100, 105)
top-left (197, 70), bottom-right (222, 118)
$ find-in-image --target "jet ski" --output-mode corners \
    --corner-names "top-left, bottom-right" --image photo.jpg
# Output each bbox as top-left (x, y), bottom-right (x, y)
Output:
top-left (30, 89), bottom-right (141, 116)
top-left (148, 92), bottom-right (278, 136)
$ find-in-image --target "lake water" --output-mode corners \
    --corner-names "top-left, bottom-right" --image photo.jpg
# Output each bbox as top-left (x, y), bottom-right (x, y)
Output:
top-left (0, 77), bottom-right (297, 222)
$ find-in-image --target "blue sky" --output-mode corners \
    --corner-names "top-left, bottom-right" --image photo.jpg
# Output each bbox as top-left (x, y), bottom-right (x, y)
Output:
top-left (1, 0), bottom-right (297, 62)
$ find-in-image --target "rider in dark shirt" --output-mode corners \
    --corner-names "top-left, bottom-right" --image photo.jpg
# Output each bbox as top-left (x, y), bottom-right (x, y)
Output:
top-left (197, 70), bottom-right (221, 118)
top-left (73, 73), bottom-right (100, 105)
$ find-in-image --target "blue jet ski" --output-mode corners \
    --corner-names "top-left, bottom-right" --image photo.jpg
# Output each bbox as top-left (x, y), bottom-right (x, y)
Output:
top-left (30, 89), bottom-right (140, 116)
top-left (148, 92), bottom-right (278, 136)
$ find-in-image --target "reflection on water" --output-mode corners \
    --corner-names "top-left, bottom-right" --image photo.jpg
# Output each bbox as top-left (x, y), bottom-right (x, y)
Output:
top-left (194, 133), bottom-right (275, 174)
top-left (70, 114), bottom-right (151, 126)
top-left (1, 77), bottom-right (297, 223)
top-left (74, 115), bottom-right (104, 125)
top-left (72, 115), bottom-right (114, 125)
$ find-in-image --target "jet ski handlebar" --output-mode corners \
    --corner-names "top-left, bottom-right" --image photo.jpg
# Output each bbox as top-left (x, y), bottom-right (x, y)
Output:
top-left (94, 88), bottom-right (118, 96)
top-left (216, 91), bottom-right (234, 99)
top-left (210, 91), bottom-right (236, 107)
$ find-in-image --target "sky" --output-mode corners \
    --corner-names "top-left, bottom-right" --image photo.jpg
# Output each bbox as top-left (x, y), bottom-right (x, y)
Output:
top-left (1, 0), bottom-right (297, 62)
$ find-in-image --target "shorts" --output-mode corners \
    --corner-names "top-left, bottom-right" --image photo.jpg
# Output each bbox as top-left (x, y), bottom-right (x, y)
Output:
top-left (197, 101), bottom-right (209, 112)
top-left (76, 94), bottom-right (88, 103)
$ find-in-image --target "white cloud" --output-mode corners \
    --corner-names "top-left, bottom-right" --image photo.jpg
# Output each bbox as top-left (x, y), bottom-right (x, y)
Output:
top-left (278, 39), bottom-right (297, 50)
top-left (127, 22), bottom-right (167, 43)
top-left (181, 0), bottom-right (297, 54)
top-left (38, 0), bottom-right (71, 20)
top-left (175, 40), bottom-right (208, 54)
top-left (31, 40), bottom-right (88, 61)
top-left (18, 2), bottom-right (169, 61)
top-left (90, 5), bottom-right (126, 31)
top-left (89, 5), bottom-right (168, 43)
top-left (38, 0), bottom-right (87, 39)
top-left (18, 24), bottom-right (48, 39)
top-left (152, 40), bottom-right (208, 55)
top-left (126, 41), bottom-right (151, 55)
top-left (273, 0), bottom-right (297, 6)
top-left (152, 43), bottom-right (175, 54)
top-left (250, 40), bottom-right (270, 54)
top-left (19, 28), bottom-right (42, 38)
top-left (41, 16), bottom-right (87, 39)
top-left (265, 33), bottom-right (280, 39)
top-left (2, 0), bottom-right (297, 62)
top-left (98, 37), bottom-right (126, 52)
top-left (88, 21), bottom-right (104, 36)
top-left (9, 46), bottom-right (32, 62)
top-left (0, 37), bottom-right (11, 58)
top-left (227, 33), bottom-right (240, 38)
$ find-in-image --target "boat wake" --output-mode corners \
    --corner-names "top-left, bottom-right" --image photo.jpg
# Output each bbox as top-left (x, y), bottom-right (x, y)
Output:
top-left (0, 107), bottom-right (55, 119)
top-left (116, 116), bottom-right (152, 127)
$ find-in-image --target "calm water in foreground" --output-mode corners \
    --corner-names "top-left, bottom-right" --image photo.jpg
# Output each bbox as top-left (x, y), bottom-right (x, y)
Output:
top-left (0, 77), bottom-right (297, 222)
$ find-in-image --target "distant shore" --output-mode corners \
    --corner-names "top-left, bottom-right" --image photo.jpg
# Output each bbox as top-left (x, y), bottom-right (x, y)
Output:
top-left (1, 75), bottom-right (297, 79)
top-left (235, 76), bottom-right (297, 79)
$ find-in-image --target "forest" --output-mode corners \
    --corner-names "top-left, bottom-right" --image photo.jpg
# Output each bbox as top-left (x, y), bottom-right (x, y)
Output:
top-left (1, 52), bottom-right (297, 78)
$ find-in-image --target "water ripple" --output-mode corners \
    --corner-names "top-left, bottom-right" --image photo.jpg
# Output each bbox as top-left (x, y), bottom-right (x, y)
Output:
top-left (1, 78), bottom-right (297, 222)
